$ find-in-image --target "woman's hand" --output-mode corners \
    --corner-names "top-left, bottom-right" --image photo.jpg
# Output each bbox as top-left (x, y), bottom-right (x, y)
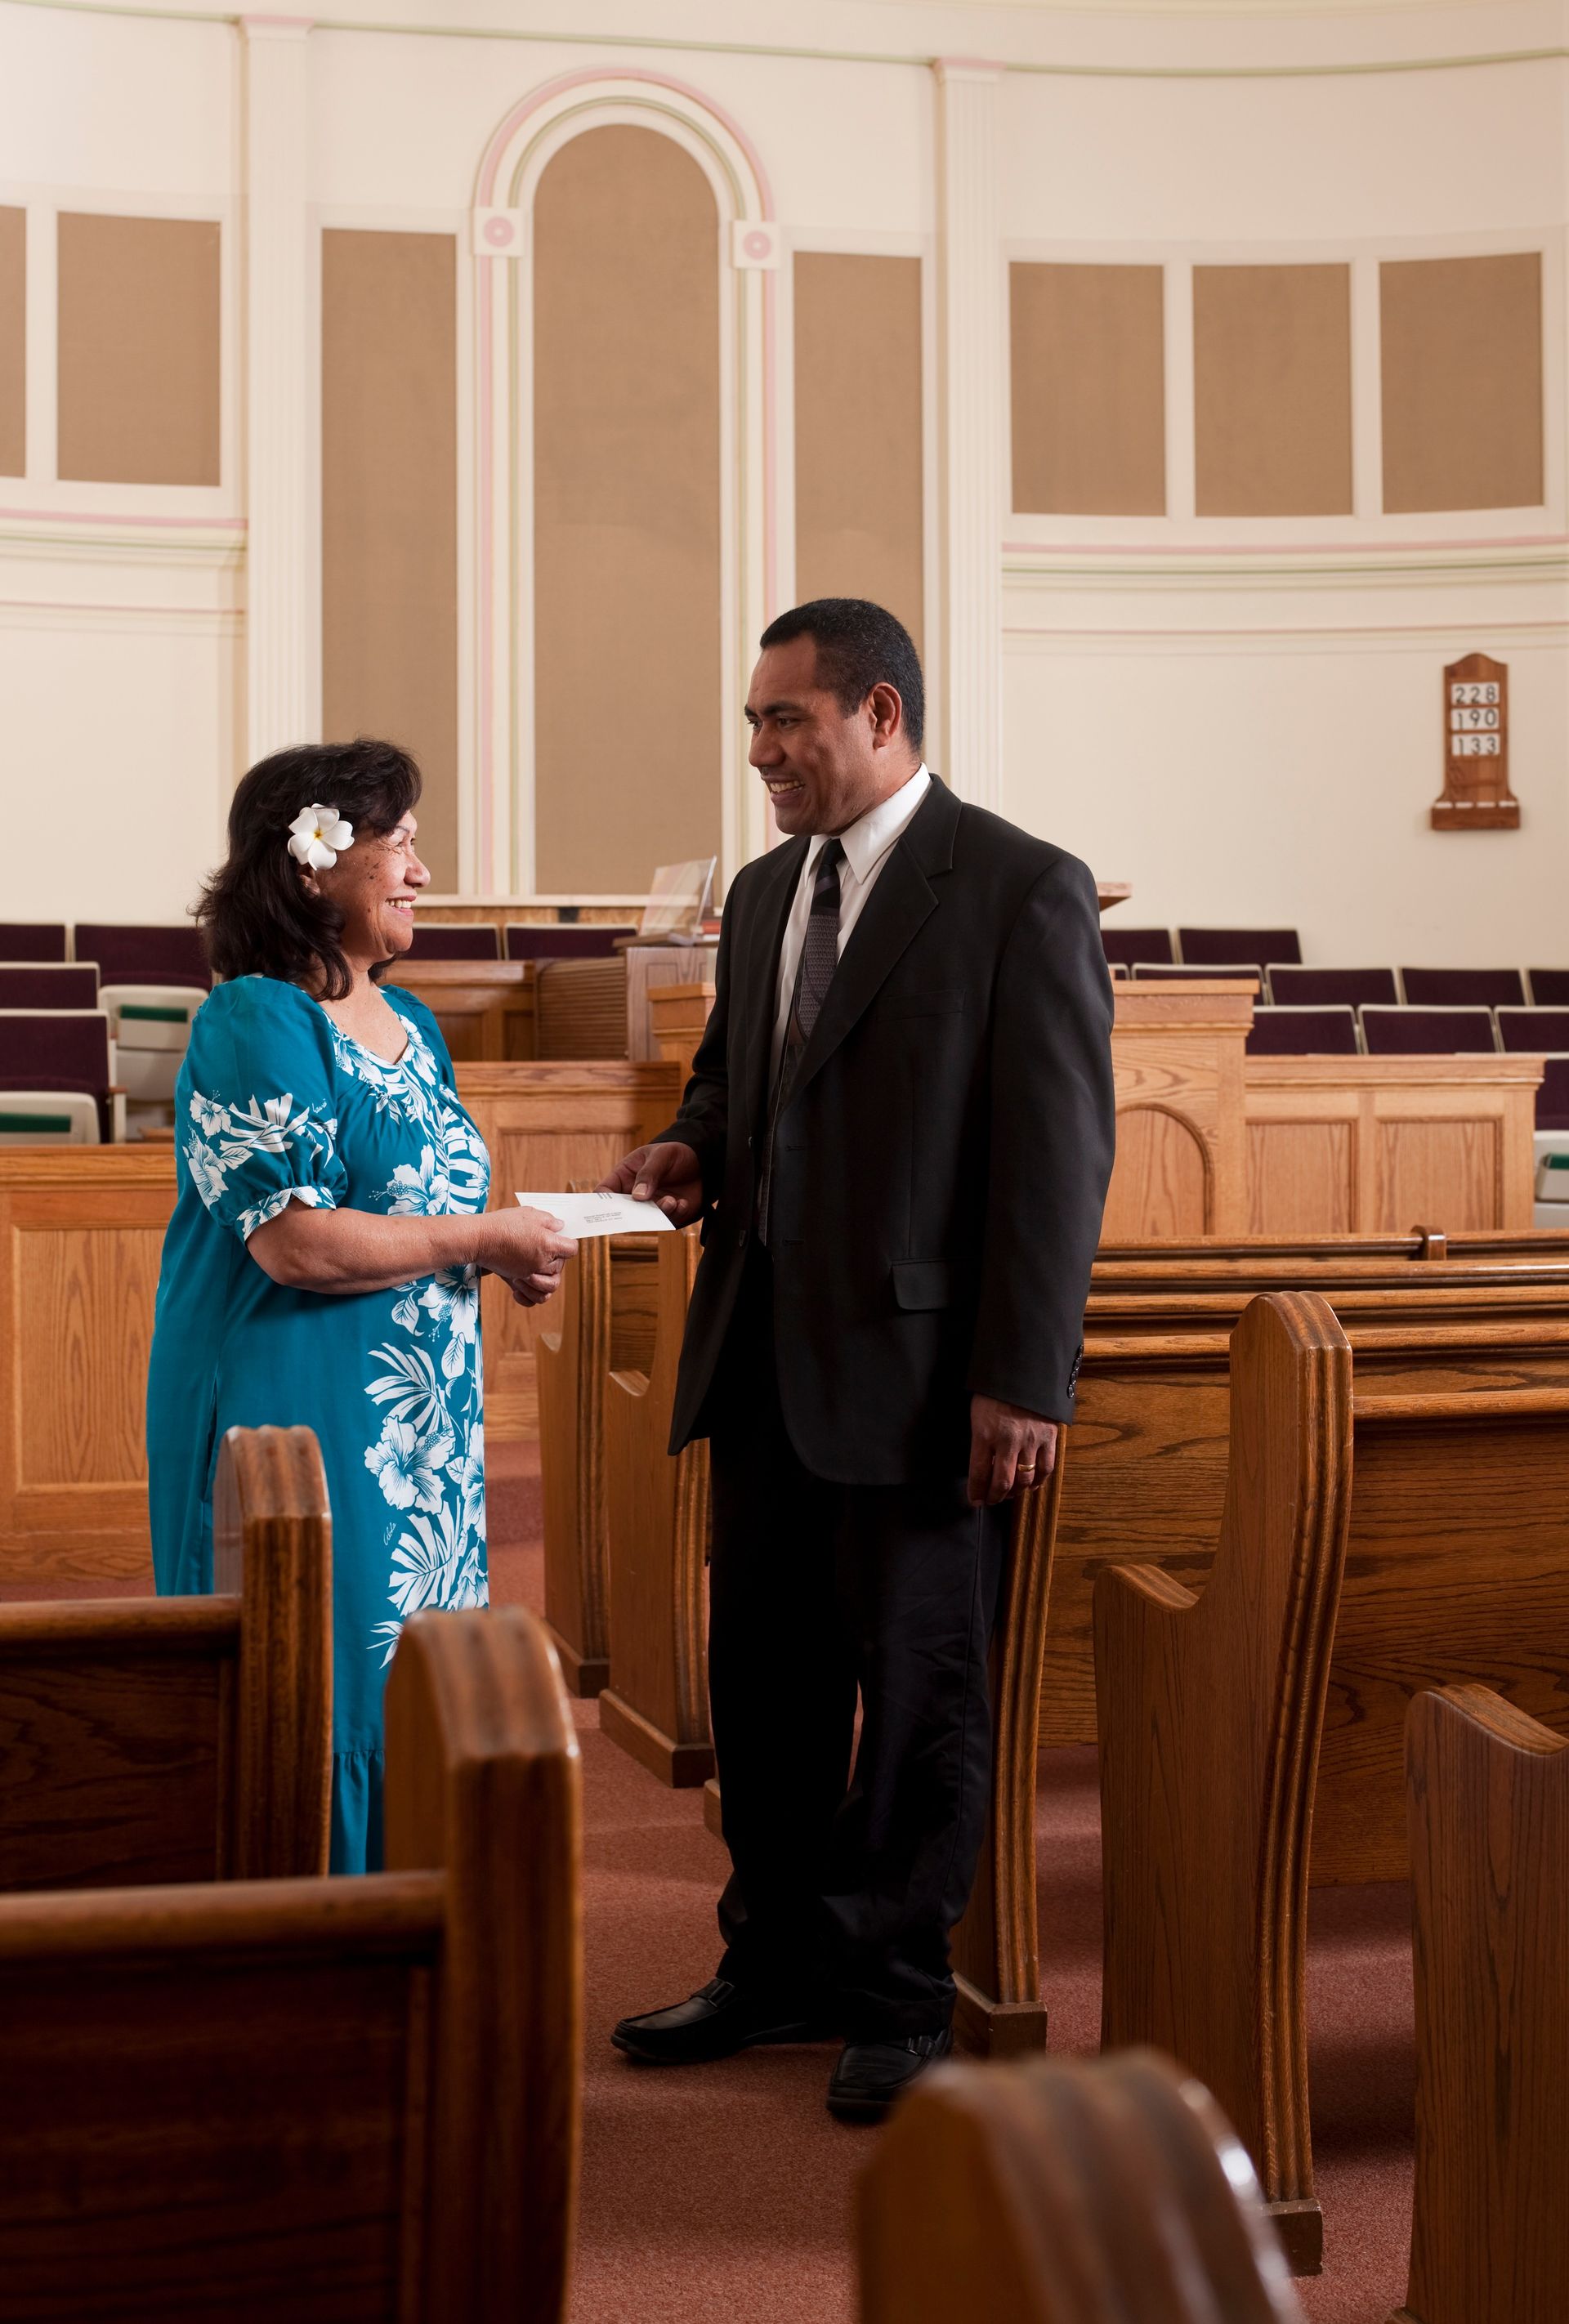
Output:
top-left (474, 1205), bottom-right (576, 1307)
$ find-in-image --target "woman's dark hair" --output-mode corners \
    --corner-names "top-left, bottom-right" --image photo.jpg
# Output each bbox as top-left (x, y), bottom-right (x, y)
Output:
top-left (196, 739), bottom-right (422, 1000)
top-left (758, 597), bottom-right (925, 753)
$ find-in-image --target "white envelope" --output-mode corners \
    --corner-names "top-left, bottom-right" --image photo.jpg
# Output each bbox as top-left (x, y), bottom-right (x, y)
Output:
top-left (515, 1190), bottom-right (677, 1240)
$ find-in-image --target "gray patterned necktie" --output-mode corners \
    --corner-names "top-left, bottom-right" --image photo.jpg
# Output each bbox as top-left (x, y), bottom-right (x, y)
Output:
top-left (758, 838), bottom-right (844, 1243)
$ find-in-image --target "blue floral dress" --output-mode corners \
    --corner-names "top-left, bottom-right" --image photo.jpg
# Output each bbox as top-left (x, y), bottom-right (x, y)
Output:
top-left (147, 975), bottom-right (491, 1872)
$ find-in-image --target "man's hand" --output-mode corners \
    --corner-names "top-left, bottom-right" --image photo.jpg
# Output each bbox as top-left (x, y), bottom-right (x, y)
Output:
top-left (968, 1396), bottom-right (1059, 1508)
top-left (597, 1140), bottom-right (704, 1227)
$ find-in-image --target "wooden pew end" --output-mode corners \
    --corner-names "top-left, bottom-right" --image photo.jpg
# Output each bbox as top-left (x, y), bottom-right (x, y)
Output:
top-left (597, 1687), bottom-right (714, 1787)
top-left (951, 1977), bottom-right (1048, 2059)
top-left (545, 1625), bottom-right (610, 1699)
top-left (702, 1776), bottom-right (723, 1840)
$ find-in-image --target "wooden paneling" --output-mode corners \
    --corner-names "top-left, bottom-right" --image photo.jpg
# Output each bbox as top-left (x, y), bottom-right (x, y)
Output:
top-left (534, 126), bottom-right (722, 896)
top-left (1194, 264), bottom-right (1352, 517)
top-left (384, 959), bottom-right (534, 1062)
top-left (56, 213), bottom-right (220, 486)
top-left (1246, 1121), bottom-right (1354, 1236)
top-left (1381, 253), bottom-right (1544, 514)
top-left (0, 208), bottom-right (23, 479)
top-left (793, 252), bottom-right (924, 650)
top-left (322, 229), bottom-right (459, 893)
top-left (0, 1151), bottom-right (175, 1582)
top-left (457, 1061), bottom-right (683, 1440)
top-left (1106, 984), bottom-right (1254, 1240)
top-left (1245, 1057), bottom-right (1540, 1235)
top-left (1010, 261), bottom-right (1166, 517)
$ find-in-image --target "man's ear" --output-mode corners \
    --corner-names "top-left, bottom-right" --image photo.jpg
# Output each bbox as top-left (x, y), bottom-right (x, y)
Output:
top-left (867, 681), bottom-right (904, 749)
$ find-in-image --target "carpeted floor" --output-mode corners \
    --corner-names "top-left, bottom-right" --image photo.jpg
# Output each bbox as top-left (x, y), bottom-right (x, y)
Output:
top-left (488, 1441), bottom-right (1418, 2324)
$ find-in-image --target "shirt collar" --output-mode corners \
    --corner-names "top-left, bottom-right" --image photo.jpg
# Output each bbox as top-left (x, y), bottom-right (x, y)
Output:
top-left (807, 764), bottom-right (931, 886)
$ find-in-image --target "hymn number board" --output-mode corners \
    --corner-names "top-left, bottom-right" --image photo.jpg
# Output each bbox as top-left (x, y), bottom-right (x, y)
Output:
top-left (1433, 652), bottom-right (1518, 829)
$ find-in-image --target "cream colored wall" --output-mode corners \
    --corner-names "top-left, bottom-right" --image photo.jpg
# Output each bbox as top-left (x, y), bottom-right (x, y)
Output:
top-left (0, 0), bottom-right (1564, 961)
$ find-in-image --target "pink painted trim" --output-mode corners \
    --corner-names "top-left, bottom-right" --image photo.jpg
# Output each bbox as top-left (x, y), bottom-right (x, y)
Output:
top-left (0, 508), bottom-right (246, 531)
top-left (477, 273), bottom-right (495, 892)
top-left (477, 65), bottom-right (776, 216)
top-left (1000, 532), bottom-right (1569, 556)
top-left (762, 268), bottom-right (779, 623)
top-left (475, 65), bottom-right (778, 894)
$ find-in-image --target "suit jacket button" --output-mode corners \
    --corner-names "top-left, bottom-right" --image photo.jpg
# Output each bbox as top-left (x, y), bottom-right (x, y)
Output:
top-left (736, 1227), bottom-right (749, 1249)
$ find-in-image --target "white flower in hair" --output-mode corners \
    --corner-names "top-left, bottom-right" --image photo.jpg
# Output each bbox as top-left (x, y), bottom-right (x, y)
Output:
top-left (288, 802), bottom-right (355, 871)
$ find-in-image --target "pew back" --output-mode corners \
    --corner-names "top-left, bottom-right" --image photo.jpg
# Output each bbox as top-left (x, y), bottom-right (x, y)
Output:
top-left (857, 2050), bottom-right (1303, 2324)
top-left (0, 1605), bottom-right (579, 2324)
top-left (1400, 1685), bottom-right (1569, 2324)
top-left (0, 1424), bottom-right (331, 1890)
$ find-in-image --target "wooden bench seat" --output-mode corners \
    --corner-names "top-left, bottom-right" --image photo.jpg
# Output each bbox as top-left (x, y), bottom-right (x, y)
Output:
top-left (1095, 1292), bottom-right (1569, 2273)
top-left (0, 1603), bottom-right (579, 2324)
top-left (1397, 1683), bottom-right (1569, 2324)
top-left (0, 1424), bottom-right (330, 1890)
top-left (857, 2049), bottom-right (1303, 2324)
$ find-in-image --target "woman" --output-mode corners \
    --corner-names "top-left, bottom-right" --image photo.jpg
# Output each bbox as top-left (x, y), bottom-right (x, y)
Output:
top-left (148, 739), bottom-right (574, 1871)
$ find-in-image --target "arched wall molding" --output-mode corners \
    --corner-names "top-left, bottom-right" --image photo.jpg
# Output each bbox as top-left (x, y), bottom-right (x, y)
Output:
top-left (472, 68), bottom-right (779, 896)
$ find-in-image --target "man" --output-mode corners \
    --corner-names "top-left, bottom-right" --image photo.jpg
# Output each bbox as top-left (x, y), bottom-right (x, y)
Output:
top-left (600, 598), bottom-right (1115, 2121)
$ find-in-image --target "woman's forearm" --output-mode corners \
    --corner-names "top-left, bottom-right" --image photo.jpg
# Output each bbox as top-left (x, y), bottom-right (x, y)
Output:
top-left (248, 1200), bottom-right (497, 1294)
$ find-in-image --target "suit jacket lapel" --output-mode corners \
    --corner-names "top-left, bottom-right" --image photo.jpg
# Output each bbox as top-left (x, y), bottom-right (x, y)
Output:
top-left (742, 834), bottom-right (809, 1135)
top-left (786, 776), bottom-right (960, 1105)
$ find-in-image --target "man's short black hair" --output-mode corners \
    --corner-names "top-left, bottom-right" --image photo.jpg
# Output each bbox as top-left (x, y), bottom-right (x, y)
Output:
top-left (758, 597), bottom-right (924, 754)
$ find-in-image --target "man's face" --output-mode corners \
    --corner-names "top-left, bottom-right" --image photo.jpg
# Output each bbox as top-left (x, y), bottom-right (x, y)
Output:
top-left (745, 637), bottom-right (885, 838)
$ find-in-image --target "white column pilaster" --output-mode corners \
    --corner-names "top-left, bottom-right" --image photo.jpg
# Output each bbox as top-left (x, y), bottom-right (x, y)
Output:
top-left (933, 59), bottom-right (1005, 810)
top-left (242, 16), bottom-right (313, 764)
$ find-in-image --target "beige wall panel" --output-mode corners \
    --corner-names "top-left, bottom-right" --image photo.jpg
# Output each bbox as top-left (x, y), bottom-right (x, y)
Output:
top-left (321, 229), bottom-right (458, 892)
top-left (793, 253), bottom-right (924, 653)
top-left (1010, 262), bottom-right (1165, 517)
top-left (1380, 253), bottom-right (1544, 513)
top-left (56, 213), bottom-right (219, 486)
top-left (1194, 263), bottom-right (1352, 517)
top-left (0, 208), bottom-right (23, 479)
top-left (534, 126), bottom-right (722, 897)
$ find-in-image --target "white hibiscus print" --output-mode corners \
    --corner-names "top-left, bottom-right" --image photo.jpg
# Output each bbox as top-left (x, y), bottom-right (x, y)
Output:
top-left (446, 1422), bottom-right (486, 1542)
top-left (364, 1414), bottom-right (454, 1513)
top-left (418, 1269), bottom-right (481, 1381)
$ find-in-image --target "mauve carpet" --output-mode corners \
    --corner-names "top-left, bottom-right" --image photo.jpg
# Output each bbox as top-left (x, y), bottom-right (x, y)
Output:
top-left (488, 1442), bottom-right (1418, 2324)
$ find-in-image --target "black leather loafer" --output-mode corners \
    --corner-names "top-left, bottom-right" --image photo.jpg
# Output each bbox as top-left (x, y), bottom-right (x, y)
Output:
top-left (826, 2027), bottom-right (953, 2122)
top-left (611, 1976), bottom-right (830, 2065)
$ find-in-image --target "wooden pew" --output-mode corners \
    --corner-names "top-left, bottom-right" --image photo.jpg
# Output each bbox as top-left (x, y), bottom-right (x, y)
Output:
top-left (1094, 1291), bottom-right (1569, 2271)
top-left (1050, 1274), bottom-right (1569, 1746)
top-left (598, 1227), bottom-right (713, 1786)
top-left (385, 957), bottom-right (535, 1061)
top-left (1397, 1683), bottom-right (1569, 2324)
top-left (857, 2049), bottom-right (1303, 2324)
top-left (536, 1223), bottom-right (659, 1696)
top-left (0, 1604), bottom-right (580, 2324)
top-left (1093, 1226), bottom-right (1569, 1288)
top-left (0, 1423), bottom-right (331, 1890)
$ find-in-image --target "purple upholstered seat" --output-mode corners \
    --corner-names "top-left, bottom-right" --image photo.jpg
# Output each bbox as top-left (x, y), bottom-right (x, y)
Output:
top-left (74, 923), bottom-right (211, 991)
top-left (0, 965), bottom-right (99, 1010)
top-left (1246, 1006), bottom-right (1360, 1057)
top-left (1527, 970), bottom-right (1569, 1007)
top-left (1497, 1008), bottom-right (1569, 1054)
top-left (1400, 967), bottom-right (1526, 1009)
top-left (1265, 965), bottom-right (1398, 1010)
top-left (1102, 927), bottom-right (1173, 972)
top-left (0, 925), bottom-right (68, 963)
top-left (1178, 927), bottom-right (1302, 971)
top-left (404, 923), bottom-right (501, 961)
top-left (1538, 1057), bottom-right (1569, 1130)
top-left (0, 1011), bottom-right (114, 1139)
top-left (1361, 1007), bottom-right (1498, 1056)
top-left (505, 925), bottom-right (637, 961)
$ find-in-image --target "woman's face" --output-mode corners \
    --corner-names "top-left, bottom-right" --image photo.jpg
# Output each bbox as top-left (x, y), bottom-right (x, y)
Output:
top-left (311, 813), bottom-right (430, 967)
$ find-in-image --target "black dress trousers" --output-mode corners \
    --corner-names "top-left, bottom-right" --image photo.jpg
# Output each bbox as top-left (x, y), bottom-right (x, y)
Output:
top-left (704, 1242), bottom-right (1008, 2040)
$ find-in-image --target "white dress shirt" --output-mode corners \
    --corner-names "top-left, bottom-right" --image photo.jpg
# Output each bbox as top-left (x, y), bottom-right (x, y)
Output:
top-left (769, 763), bottom-right (932, 1082)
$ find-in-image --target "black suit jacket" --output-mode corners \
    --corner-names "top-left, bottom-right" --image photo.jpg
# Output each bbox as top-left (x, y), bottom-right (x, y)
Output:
top-left (655, 776), bottom-right (1116, 1485)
